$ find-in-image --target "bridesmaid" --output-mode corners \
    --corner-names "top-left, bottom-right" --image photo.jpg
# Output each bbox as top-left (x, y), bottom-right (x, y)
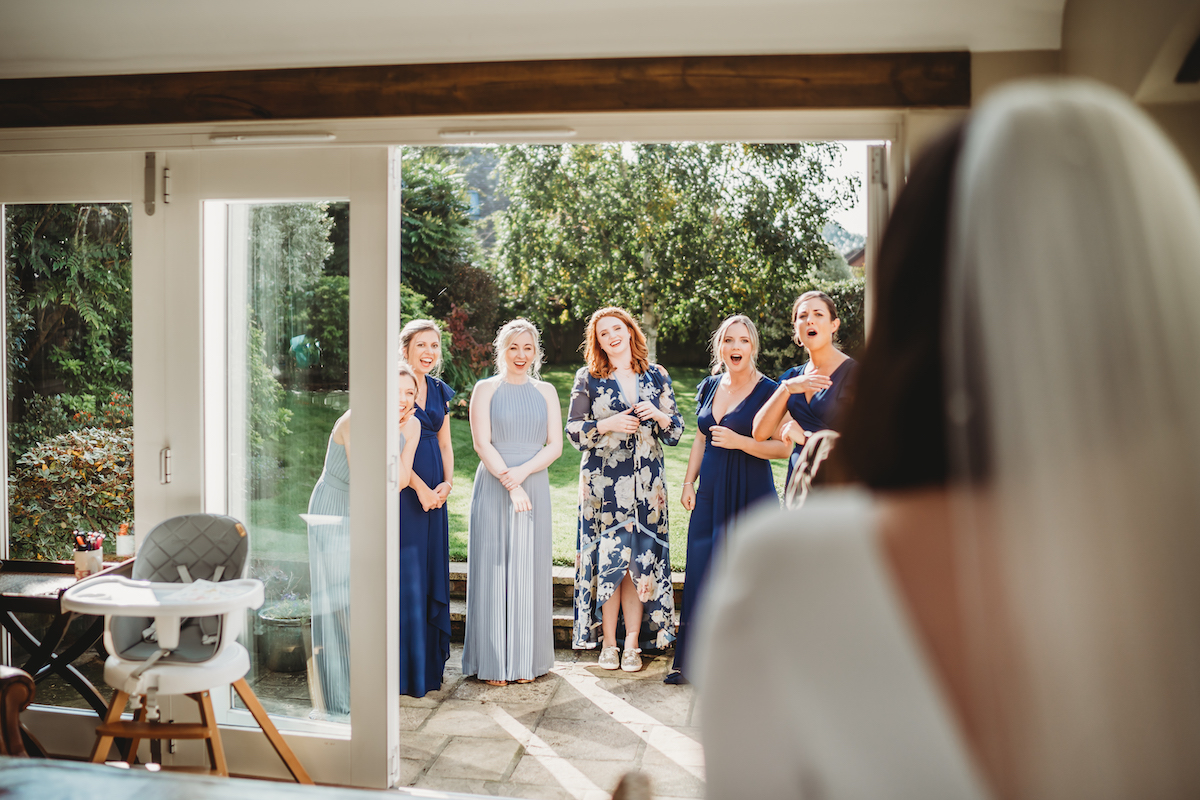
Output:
top-left (398, 319), bottom-right (454, 697)
top-left (567, 307), bottom-right (683, 672)
top-left (462, 319), bottom-right (562, 686)
top-left (667, 315), bottom-right (790, 685)
top-left (752, 291), bottom-right (858, 484)
top-left (306, 370), bottom-right (419, 718)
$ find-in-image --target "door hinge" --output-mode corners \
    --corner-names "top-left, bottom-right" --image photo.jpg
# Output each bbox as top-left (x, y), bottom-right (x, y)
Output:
top-left (144, 152), bottom-right (156, 216)
top-left (160, 447), bottom-right (172, 485)
top-left (163, 166), bottom-right (171, 204)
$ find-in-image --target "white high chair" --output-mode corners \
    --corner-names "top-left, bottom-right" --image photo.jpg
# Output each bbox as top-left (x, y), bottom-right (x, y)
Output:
top-left (61, 513), bottom-right (311, 782)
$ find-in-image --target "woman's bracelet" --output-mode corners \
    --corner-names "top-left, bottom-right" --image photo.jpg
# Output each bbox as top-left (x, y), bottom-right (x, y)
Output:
top-left (684, 481), bottom-right (695, 486)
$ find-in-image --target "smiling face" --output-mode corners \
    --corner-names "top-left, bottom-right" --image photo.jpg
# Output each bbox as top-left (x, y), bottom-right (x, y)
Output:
top-left (594, 316), bottom-right (631, 361)
top-left (794, 298), bottom-right (840, 352)
top-left (504, 331), bottom-right (537, 377)
top-left (720, 321), bottom-right (755, 374)
top-left (399, 373), bottom-right (418, 414)
top-left (406, 328), bottom-right (441, 376)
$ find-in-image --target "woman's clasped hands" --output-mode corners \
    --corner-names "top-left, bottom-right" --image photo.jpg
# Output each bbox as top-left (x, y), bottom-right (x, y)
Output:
top-left (497, 465), bottom-right (533, 513)
top-left (598, 408), bottom-right (641, 435)
top-left (598, 402), bottom-right (668, 436)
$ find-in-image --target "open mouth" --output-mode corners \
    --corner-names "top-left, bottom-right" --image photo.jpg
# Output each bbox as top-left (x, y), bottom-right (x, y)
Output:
top-left (513, 360), bottom-right (528, 369)
top-left (805, 328), bottom-right (818, 338)
top-left (729, 354), bottom-right (743, 364)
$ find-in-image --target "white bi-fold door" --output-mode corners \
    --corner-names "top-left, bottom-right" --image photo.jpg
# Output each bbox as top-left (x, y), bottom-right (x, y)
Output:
top-left (1, 147), bottom-right (402, 788)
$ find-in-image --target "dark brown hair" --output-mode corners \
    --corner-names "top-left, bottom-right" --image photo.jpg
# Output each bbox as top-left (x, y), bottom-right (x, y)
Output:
top-left (835, 124), bottom-right (967, 489)
top-left (583, 307), bottom-right (651, 378)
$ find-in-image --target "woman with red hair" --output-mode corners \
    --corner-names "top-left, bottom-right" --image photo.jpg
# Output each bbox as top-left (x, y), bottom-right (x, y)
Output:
top-left (567, 307), bottom-right (683, 672)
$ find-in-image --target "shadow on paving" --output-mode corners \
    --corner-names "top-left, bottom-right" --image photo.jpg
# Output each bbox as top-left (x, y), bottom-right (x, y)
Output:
top-left (399, 644), bottom-right (705, 800)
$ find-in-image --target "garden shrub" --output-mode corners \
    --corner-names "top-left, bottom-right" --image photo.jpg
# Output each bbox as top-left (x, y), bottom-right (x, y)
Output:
top-left (440, 303), bottom-right (493, 419)
top-left (8, 426), bottom-right (133, 560)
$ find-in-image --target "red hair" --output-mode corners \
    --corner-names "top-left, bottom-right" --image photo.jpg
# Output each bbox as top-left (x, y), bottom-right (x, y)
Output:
top-left (583, 307), bottom-right (650, 378)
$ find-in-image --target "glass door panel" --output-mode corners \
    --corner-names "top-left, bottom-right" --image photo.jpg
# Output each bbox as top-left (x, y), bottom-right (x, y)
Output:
top-left (173, 146), bottom-right (398, 787)
top-left (217, 200), bottom-right (352, 724)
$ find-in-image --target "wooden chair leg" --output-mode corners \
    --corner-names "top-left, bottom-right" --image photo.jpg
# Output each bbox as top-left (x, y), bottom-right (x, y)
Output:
top-left (124, 704), bottom-right (145, 765)
top-left (232, 678), bottom-right (313, 784)
top-left (194, 691), bottom-right (228, 777)
top-left (89, 691), bottom-right (129, 764)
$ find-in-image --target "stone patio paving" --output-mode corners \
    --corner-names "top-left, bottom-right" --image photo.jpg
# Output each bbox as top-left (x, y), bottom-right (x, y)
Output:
top-left (398, 644), bottom-right (704, 800)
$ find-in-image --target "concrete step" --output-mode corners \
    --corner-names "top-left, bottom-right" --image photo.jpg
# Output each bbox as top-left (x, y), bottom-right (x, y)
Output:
top-left (448, 597), bottom-right (577, 647)
top-left (449, 562), bottom-right (686, 609)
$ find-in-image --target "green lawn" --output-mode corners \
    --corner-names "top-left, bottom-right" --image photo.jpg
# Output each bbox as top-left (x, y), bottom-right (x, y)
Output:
top-left (446, 365), bottom-right (789, 570)
top-left (247, 391), bottom-right (349, 565)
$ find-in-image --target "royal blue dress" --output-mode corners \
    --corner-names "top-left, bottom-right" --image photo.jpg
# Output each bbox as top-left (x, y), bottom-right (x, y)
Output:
top-left (398, 375), bottom-right (454, 697)
top-left (779, 358), bottom-right (858, 484)
top-left (671, 374), bottom-right (779, 679)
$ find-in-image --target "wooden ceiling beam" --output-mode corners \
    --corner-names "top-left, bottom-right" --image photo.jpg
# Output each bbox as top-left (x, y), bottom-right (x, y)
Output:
top-left (0, 52), bottom-right (969, 129)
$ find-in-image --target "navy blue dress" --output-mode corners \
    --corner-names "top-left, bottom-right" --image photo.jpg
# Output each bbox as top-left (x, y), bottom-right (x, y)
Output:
top-left (672, 374), bottom-right (779, 678)
top-left (779, 358), bottom-right (858, 484)
top-left (398, 375), bottom-right (454, 697)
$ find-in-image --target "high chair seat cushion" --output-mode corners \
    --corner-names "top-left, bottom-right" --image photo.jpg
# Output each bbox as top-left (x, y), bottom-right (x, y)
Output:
top-left (115, 624), bottom-right (221, 663)
top-left (105, 642), bottom-right (250, 697)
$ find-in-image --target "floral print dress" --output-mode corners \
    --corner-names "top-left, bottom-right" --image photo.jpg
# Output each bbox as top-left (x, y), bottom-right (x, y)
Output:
top-left (567, 365), bottom-right (684, 650)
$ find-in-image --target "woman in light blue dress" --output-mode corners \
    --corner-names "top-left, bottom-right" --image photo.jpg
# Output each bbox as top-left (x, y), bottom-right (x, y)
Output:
top-left (305, 364), bottom-right (419, 716)
top-left (462, 319), bottom-right (562, 685)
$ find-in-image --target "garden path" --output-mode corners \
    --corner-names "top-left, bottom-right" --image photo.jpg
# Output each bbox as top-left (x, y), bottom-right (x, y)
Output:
top-left (399, 643), bottom-right (704, 800)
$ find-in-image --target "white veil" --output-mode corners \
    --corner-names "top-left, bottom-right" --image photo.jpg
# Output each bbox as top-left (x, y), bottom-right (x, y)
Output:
top-left (945, 80), bottom-right (1200, 798)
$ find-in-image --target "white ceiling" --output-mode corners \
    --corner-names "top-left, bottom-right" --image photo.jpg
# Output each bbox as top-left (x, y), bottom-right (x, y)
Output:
top-left (1, 0), bottom-right (1065, 80)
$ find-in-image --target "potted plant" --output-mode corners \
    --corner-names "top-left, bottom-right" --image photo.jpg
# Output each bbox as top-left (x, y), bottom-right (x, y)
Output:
top-left (258, 594), bottom-right (311, 673)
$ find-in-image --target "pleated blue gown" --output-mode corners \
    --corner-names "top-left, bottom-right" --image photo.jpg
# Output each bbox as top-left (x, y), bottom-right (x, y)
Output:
top-left (307, 432), bottom-right (351, 716)
top-left (672, 374), bottom-right (779, 678)
top-left (461, 380), bottom-right (554, 682)
top-left (398, 376), bottom-right (454, 697)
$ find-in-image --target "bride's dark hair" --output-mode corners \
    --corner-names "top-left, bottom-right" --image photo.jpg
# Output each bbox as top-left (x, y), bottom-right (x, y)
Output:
top-left (835, 123), bottom-right (981, 489)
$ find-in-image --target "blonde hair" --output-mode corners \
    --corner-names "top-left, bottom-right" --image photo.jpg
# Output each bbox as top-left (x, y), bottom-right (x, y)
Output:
top-left (494, 318), bottom-right (544, 380)
top-left (583, 306), bottom-right (650, 378)
top-left (709, 314), bottom-right (760, 375)
top-left (400, 318), bottom-right (443, 376)
top-left (398, 361), bottom-right (419, 391)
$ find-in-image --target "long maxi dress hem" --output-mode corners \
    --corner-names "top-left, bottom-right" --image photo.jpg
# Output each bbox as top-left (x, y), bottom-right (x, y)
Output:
top-left (306, 433), bottom-right (352, 717)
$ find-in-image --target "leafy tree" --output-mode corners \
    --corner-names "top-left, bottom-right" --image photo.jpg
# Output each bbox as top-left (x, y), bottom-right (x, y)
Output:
top-left (247, 203), bottom-right (334, 388)
top-left (4, 203), bottom-right (133, 406)
top-left (401, 155), bottom-right (479, 304)
top-left (306, 274), bottom-right (349, 388)
top-left (247, 318), bottom-right (292, 498)
top-left (495, 143), bottom-right (858, 362)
